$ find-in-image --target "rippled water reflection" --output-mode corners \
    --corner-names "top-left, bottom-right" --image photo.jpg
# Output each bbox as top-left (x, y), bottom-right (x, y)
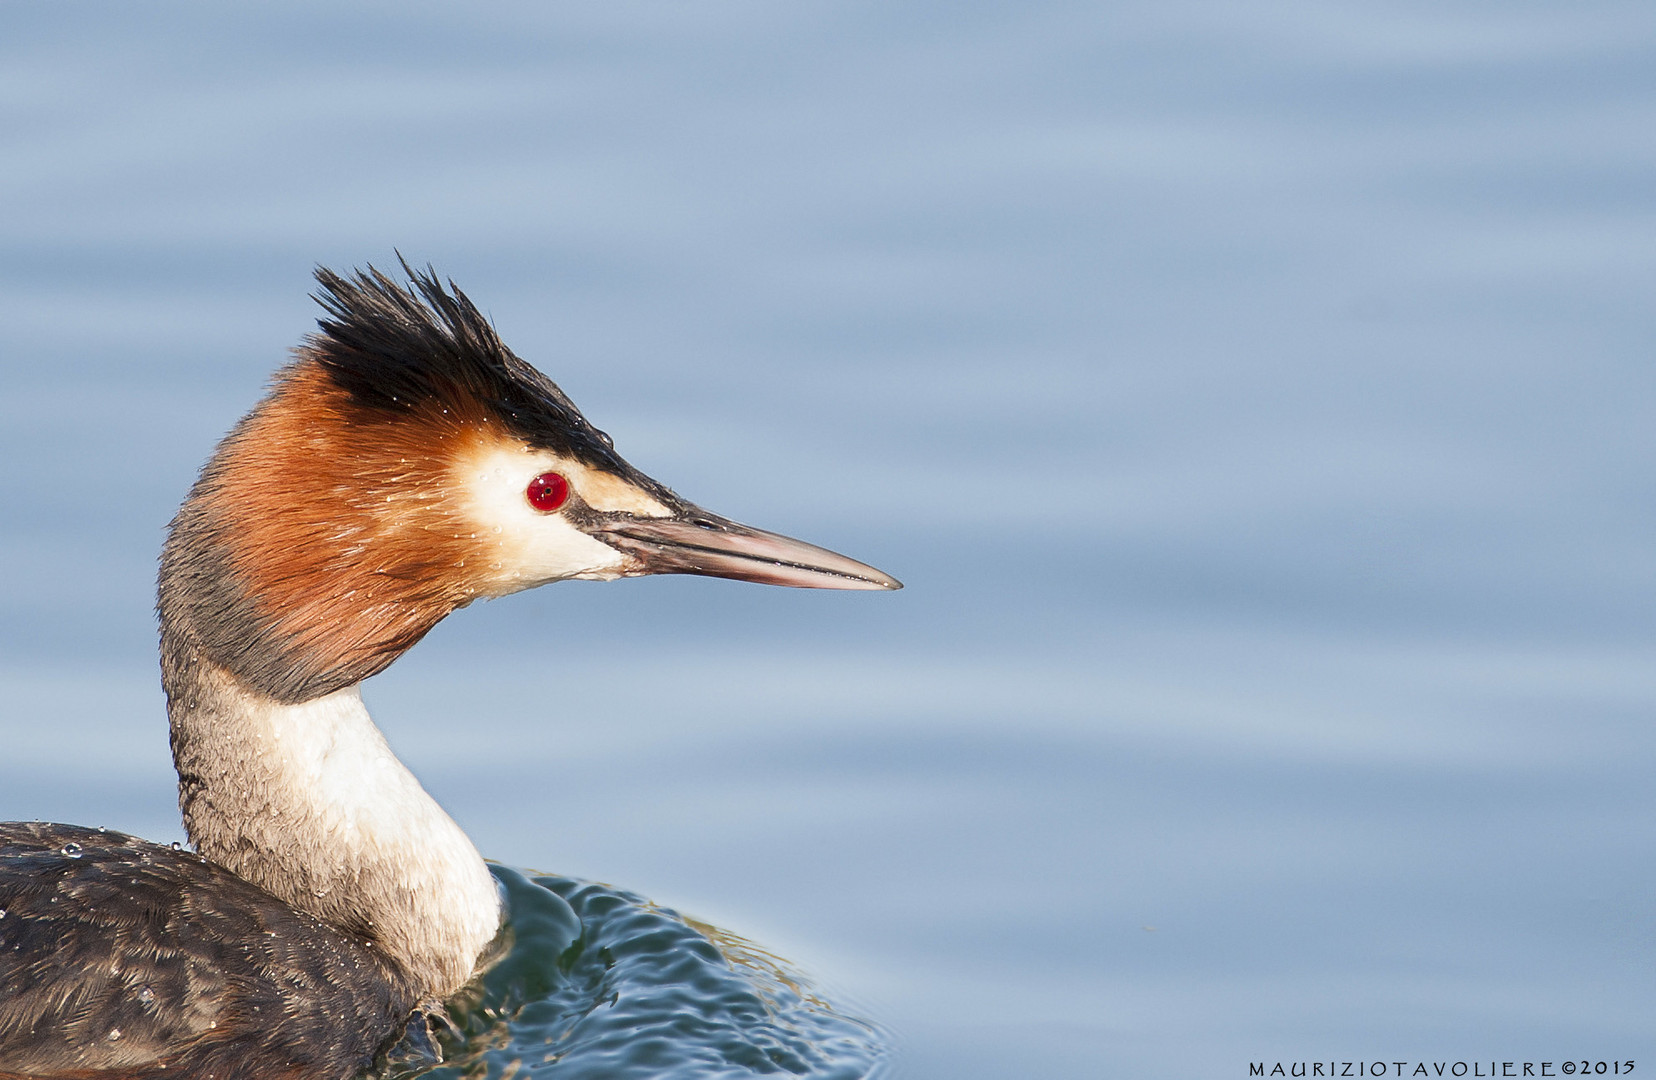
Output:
top-left (3, 2), bottom-right (1655, 1076)
top-left (386, 867), bottom-right (885, 1080)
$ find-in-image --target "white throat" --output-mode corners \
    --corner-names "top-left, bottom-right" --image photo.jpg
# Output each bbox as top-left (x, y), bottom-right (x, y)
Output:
top-left (169, 665), bottom-right (502, 999)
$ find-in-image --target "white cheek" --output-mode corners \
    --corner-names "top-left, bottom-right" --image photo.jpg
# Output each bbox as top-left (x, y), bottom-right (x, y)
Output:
top-left (464, 450), bottom-right (626, 590)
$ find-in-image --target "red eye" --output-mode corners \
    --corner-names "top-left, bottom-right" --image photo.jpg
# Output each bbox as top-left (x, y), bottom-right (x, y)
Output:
top-left (526, 472), bottom-right (570, 512)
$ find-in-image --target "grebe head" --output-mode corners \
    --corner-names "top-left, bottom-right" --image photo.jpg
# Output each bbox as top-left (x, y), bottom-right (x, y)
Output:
top-left (159, 263), bottom-right (899, 706)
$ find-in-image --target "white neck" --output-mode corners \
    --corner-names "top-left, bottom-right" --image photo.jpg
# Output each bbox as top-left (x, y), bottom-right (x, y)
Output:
top-left (168, 661), bottom-right (502, 999)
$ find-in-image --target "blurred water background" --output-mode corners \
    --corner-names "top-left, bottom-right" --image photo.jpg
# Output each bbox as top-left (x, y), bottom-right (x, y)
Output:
top-left (2, 3), bottom-right (1654, 1077)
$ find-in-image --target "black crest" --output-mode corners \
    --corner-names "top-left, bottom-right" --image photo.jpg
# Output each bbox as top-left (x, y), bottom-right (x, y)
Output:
top-left (308, 261), bottom-right (629, 473)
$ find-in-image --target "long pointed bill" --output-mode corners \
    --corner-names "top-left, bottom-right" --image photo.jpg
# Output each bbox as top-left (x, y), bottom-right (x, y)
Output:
top-left (594, 512), bottom-right (902, 591)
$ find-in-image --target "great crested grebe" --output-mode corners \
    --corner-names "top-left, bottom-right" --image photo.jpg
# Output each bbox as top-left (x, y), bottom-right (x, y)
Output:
top-left (0, 265), bottom-right (899, 1080)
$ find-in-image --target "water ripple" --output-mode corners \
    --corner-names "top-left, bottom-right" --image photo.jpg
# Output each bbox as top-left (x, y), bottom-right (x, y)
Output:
top-left (386, 866), bottom-right (886, 1080)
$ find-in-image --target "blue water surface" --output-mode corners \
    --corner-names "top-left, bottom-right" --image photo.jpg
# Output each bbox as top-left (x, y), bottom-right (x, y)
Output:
top-left (2, 3), bottom-right (1654, 1077)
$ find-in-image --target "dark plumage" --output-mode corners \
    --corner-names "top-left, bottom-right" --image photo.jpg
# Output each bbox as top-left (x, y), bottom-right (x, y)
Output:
top-left (0, 824), bottom-right (414, 1080)
top-left (309, 262), bottom-right (649, 482)
top-left (2, 263), bottom-right (897, 1080)
top-left (157, 263), bottom-right (687, 705)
